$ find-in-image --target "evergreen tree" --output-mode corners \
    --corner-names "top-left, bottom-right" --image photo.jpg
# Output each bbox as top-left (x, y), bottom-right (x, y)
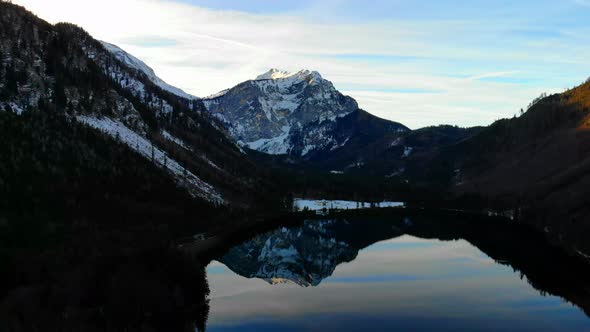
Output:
top-left (4, 64), bottom-right (17, 97)
top-left (55, 76), bottom-right (67, 108)
top-left (151, 143), bottom-right (155, 163)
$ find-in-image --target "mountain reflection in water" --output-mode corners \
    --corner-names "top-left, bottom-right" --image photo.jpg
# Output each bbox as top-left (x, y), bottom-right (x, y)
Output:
top-left (219, 219), bottom-right (402, 287)
top-left (207, 212), bottom-right (590, 332)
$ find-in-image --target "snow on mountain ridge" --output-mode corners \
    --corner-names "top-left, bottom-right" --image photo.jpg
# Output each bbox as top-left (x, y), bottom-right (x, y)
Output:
top-left (204, 89), bottom-right (230, 100)
top-left (255, 68), bottom-right (322, 82)
top-left (255, 68), bottom-right (293, 80)
top-left (203, 69), bottom-right (324, 101)
top-left (100, 41), bottom-right (197, 100)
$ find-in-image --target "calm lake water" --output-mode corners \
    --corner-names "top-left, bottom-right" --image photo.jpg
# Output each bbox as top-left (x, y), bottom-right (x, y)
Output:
top-left (204, 214), bottom-right (590, 331)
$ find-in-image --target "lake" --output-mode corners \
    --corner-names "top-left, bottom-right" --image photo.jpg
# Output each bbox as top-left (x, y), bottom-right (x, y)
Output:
top-left (203, 212), bottom-right (590, 331)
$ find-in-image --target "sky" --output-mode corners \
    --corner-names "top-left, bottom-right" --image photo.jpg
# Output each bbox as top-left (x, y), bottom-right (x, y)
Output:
top-left (12, 0), bottom-right (590, 128)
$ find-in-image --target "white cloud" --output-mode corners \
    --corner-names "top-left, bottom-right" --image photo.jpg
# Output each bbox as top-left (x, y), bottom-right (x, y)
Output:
top-left (12, 0), bottom-right (590, 128)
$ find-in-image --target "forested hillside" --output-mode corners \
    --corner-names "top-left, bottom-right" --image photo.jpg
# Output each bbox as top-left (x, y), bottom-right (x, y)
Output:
top-left (0, 3), bottom-right (277, 330)
top-left (445, 82), bottom-right (590, 256)
top-left (0, 1), bottom-right (285, 210)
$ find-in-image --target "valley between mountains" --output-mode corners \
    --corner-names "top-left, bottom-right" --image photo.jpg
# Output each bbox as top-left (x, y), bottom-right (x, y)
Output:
top-left (3, 2), bottom-right (590, 331)
top-left (1, 1), bottom-right (589, 269)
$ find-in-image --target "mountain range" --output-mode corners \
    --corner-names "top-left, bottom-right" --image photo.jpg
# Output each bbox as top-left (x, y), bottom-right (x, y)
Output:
top-left (0, 1), bottom-right (588, 258)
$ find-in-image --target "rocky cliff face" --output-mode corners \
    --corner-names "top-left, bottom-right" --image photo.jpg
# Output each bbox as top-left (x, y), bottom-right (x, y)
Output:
top-left (202, 69), bottom-right (360, 155)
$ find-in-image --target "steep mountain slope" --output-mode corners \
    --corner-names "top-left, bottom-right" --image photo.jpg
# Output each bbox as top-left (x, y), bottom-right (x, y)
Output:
top-left (0, 2), bottom-right (275, 208)
top-left (0, 107), bottom-right (214, 235)
top-left (202, 68), bottom-right (410, 156)
top-left (101, 41), bottom-right (197, 100)
top-left (296, 108), bottom-right (408, 162)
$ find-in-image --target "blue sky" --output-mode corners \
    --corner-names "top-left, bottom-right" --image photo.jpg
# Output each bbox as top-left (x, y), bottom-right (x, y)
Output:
top-left (14, 0), bottom-right (590, 128)
top-left (177, 0), bottom-right (581, 20)
top-left (177, 0), bottom-right (590, 28)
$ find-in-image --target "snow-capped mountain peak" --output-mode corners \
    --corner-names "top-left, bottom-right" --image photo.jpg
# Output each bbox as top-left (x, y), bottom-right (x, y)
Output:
top-left (255, 68), bottom-right (293, 80)
top-left (255, 68), bottom-right (322, 82)
top-left (202, 68), bottom-right (360, 156)
top-left (100, 41), bottom-right (197, 100)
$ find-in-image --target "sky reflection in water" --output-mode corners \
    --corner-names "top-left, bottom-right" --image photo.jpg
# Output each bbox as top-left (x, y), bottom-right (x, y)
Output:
top-left (205, 229), bottom-right (590, 332)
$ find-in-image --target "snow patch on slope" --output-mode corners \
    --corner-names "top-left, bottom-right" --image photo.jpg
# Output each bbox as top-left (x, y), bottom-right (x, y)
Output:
top-left (402, 146), bottom-right (413, 158)
top-left (162, 130), bottom-right (191, 150)
top-left (1, 102), bottom-right (26, 115)
top-left (162, 130), bottom-right (223, 171)
top-left (330, 136), bottom-right (351, 151)
top-left (389, 137), bottom-right (402, 147)
top-left (245, 126), bottom-right (291, 155)
top-left (77, 115), bottom-right (223, 203)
